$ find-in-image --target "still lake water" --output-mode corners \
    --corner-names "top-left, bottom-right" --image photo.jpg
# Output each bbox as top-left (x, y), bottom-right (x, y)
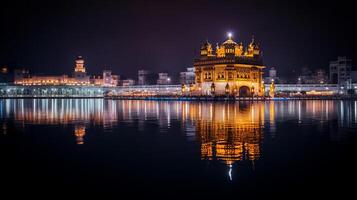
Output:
top-left (1, 99), bottom-right (357, 198)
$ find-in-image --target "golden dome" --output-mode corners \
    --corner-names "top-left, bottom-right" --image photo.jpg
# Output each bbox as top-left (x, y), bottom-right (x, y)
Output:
top-left (75, 56), bottom-right (84, 64)
top-left (249, 36), bottom-right (259, 49)
top-left (222, 38), bottom-right (237, 45)
top-left (201, 40), bottom-right (212, 49)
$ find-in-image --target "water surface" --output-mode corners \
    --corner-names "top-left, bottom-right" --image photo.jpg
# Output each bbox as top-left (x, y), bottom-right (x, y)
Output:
top-left (1, 99), bottom-right (356, 198)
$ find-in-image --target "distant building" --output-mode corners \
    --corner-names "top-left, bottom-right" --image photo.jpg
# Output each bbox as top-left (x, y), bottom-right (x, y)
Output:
top-left (264, 67), bottom-right (279, 84)
top-left (111, 75), bottom-right (120, 86)
top-left (90, 70), bottom-right (118, 87)
top-left (14, 56), bottom-right (91, 85)
top-left (103, 70), bottom-right (112, 86)
top-left (72, 56), bottom-right (90, 85)
top-left (90, 75), bottom-right (103, 86)
top-left (315, 69), bottom-right (328, 84)
top-left (180, 67), bottom-right (195, 85)
top-left (297, 67), bottom-right (328, 84)
top-left (298, 67), bottom-right (313, 84)
top-left (121, 79), bottom-right (135, 86)
top-left (157, 73), bottom-right (171, 85)
top-left (101, 70), bottom-right (118, 87)
top-left (352, 71), bottom-right (357, 83)
top-left (138, 69), bottom-right (156, 85)
top-left (14, 69), bottom-right (30, 84)
top-left (330, 57), bottom-right (352, 86)
top-left (13, 56), bottom-right (118, 86)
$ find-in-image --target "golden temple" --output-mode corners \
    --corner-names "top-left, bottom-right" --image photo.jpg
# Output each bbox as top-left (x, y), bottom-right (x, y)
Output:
top-left (193, 33), bottom-right (265, 96)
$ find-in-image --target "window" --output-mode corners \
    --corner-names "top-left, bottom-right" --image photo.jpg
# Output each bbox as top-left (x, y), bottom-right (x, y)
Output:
top-left (217, 72), bottom-right (225, 79)
top-left (228, 73), bottom-right (233, 79)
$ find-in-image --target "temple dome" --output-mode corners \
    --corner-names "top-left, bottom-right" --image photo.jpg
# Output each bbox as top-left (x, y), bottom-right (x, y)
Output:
top-left (201, 40), bottom-right (212, 49)
top-left (222, 38), bottom-right (237, 45)
top-left (249, 36), bottom-right (259, 49)
top-left (75, 56), bottom-right (84, 64)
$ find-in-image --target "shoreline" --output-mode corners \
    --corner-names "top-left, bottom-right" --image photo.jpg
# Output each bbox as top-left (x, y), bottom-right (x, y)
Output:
top-left (0, 96), bottom-right (103, 99)
top-left (105, 96), bottom-right (357, 101)
top-left (1, 95), bottom-right (356, 101)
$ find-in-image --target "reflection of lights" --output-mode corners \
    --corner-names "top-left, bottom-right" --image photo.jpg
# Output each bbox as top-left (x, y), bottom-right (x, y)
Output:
top-left (228, 164), bottom-right (232, 181)
top-left (74, 125), bottom-right (86, 145)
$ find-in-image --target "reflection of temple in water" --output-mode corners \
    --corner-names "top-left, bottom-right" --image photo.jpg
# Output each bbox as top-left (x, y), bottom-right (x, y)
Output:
top-left (182, 102), bottom-right (264, 169)
top-left (1, 99), bottom-right (356, 146)
top-left (74, 125), bottom-right (86, 145)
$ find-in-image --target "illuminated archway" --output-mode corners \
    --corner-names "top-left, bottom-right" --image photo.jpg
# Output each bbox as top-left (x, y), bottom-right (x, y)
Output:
top-left (239, 86), bottom-right (250, 97)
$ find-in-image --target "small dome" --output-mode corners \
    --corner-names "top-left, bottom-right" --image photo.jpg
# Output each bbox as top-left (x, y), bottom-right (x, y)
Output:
top-left (249, 36), bottom-right (259, 49)
top-left (223, 33), bottom-right (237, 45)
top-left (75, 56), bottom-right (84, 63)
top-left (222, 38), bottom-right (237, 45)
top-left (201, 40), bottom-right (212, 49)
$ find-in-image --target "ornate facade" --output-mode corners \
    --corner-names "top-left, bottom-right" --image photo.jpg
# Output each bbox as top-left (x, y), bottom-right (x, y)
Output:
top-left (193, 34), bottom-right (265, 96)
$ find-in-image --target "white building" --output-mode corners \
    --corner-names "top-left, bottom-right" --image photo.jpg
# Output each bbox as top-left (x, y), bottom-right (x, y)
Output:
top-left (264, 67), bottom-right (279, 84)
top-left (157, 73), bottom-right (171, 85)
top-left (180, 67), bottom-right (195, 85)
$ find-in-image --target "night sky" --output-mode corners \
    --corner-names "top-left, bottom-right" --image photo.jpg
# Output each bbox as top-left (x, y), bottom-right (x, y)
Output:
top-left (1, 0), bottom-right (355, 80)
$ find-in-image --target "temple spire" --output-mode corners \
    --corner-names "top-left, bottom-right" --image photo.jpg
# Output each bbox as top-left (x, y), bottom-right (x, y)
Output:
top-left (227, 32), bottom-right (233, 39)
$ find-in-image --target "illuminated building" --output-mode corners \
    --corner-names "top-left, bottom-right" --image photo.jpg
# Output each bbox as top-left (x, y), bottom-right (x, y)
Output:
top-left (91, 75), bottom-right (104, 86)
top-left (121, 79), bottom-right (135, 86)
top-left (72, 56), bottom-right (90, 85)
top-left (103, 70), bottom-right (119, 87)
top-left (193, 33), bottom-right (265, 96)
top-left (13, 56), bottom-right (118, 87)
top-left (157, 73), bottom-right (171, 85)
top-left (111, 75), bottom-right (119, 86)
top-left (103, 70), bottom-right (112, 86)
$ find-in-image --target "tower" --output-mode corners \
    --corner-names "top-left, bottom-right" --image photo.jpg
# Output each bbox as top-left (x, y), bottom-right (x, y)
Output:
top-left (73, 56), bottom-right (89, 85)
top-left (74, 56), bottom-right (86, 73)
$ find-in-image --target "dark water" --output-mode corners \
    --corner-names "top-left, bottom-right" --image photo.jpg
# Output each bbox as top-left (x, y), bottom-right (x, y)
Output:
top-left (1, 99), bottom-right (356, 198)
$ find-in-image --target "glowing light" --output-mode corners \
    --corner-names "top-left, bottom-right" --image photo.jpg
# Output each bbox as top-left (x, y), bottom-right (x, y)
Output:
top-left (228, 165), bottom-right (232, 181)
top-left (227, 32), bottom-right (232, 38)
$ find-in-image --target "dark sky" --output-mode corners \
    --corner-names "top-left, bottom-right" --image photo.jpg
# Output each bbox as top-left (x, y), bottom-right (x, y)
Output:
top-left (1, 0), bottom-right (356, 80)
